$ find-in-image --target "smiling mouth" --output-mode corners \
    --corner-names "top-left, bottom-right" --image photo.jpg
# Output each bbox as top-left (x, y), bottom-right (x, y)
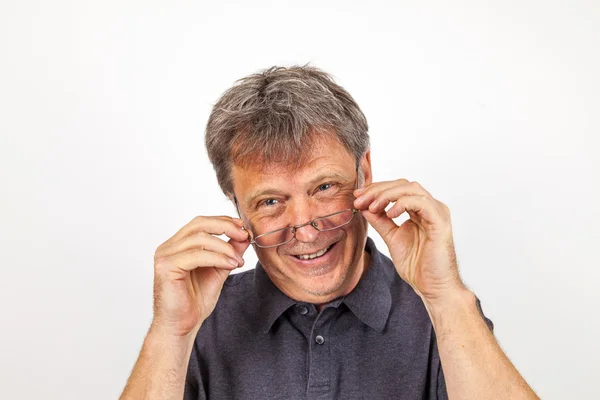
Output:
top-left (292, 242), bottom-right (336, 260)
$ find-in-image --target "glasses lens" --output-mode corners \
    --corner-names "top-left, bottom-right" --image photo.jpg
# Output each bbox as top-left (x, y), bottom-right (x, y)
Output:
top-left (254, 227), bottom-right (294, 248)
top-left (253, 209), bottom-right (355, 247)
top-left (313, 209), bottom-right (355, 231)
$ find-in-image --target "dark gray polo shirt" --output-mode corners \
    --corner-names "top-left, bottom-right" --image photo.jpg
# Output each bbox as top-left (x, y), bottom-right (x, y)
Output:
top-left (184, 237), bottom-right (493, 399)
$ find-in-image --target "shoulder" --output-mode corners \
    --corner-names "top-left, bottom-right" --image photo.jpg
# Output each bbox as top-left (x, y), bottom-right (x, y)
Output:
top-left (377, 252), bottom-right (434, 329)
top-left (218, 268), bottom-right (257, 309)
top-left (197, 268), bottom-right (259, 336)
top-left (224, 268), bottom-right (256, 288)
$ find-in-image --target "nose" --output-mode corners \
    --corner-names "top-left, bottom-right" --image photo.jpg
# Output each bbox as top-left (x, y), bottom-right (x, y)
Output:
top-left (287, 200), bottom-right (319, 243)
top-left (293, 221), bottom-right (319, 243)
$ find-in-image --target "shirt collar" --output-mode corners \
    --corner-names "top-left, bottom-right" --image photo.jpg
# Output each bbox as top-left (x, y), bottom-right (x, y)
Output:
top-left (341, 236), bottom-right (393, 332)
top-left (253, 236), bottom-right (394, 334)
top-left (253, 263), bottom-right (297, 334)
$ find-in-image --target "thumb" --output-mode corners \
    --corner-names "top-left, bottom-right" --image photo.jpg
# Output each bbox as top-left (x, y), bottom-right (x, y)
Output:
top-left (228, 238), bottom-right (251, 259)
top-left (361, 209), bottom-right (397, 244)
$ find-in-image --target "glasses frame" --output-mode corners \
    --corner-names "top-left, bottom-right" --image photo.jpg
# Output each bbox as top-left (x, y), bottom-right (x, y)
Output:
top-left (248, 208), bottom-right (359, 248)
top-left (234, 164), bottom-right (362, 249)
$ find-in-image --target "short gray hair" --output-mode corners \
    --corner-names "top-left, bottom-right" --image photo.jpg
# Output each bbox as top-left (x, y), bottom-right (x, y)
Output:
top-left (205, 65), bottom-right (370, 196)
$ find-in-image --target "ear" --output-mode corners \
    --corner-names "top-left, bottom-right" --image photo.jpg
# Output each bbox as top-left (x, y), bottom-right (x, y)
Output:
top-left (359, 149), bottom-right (373, 187)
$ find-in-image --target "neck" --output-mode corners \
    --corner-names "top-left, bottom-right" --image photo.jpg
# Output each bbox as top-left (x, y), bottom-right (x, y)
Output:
top-left (315, 247), bottom-right (371, 312)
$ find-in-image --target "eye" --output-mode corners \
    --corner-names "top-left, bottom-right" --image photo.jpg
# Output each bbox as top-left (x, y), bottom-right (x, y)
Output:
top-left (260, 198), bottom-right (278, 207)
top-left (317, 183), bottom-right (333, 192)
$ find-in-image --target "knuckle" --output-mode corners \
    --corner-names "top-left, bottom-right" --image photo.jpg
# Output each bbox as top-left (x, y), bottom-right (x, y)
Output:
top-left (154, 247), bottom-right (163, 261)
top-left (154, 255), bottom-right (171, 271)
top-left (442, 202), bottom-right (451, 214)
top-left (194, 230), bottom-right (210, 242)
top-left (192, 215), bottom-right (206, 224)
top-left (154, 239), bottom-right (170, 256)
top-left (222, 240), bottom-right (234, 252)
top-left (189, 248), bottom-right (207, 263)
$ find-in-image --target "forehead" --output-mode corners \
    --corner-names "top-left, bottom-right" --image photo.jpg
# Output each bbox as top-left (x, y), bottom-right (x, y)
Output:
top-left (231, 135), bottom-right (355, 196)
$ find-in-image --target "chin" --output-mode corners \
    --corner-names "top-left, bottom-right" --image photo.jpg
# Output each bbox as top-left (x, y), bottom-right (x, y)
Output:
top-left (295, 261), bottom-right (350, 297)
top-left (301, 278), bottom-right (346, 297)
top-left (261, 233), bottom-right (363, 301)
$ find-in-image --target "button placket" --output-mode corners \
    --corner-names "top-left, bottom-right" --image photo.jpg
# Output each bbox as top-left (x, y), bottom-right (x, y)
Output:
top-left (307, 307), bottom-right (337, 392)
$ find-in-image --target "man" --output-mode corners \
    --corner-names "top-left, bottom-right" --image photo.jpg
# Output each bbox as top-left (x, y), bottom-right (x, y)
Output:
top-left (120, 66), bottom-right (538, 399)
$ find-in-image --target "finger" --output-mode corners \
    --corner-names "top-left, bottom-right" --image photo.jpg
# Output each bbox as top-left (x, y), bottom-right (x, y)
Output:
top-left (360, 209), bottom-right (398, 244)
top-left (354, 180), bottom-right (416, 209)
top-left (229, 237), bottom-right (251, 258)
top-left (407, 180), bottom-right (434, 198)
top-left (354, 180), bottom-right (398, 195)
top-left (385, 195), bottom-right (442, 226)
top-left (158, 231), bottom-right (245, 264)
top-left (354, 180), bottom-right (433, 206)
top-left (158, 248), bottom-right (240, 273)
top-left (169, 215), bottom-right (243, 242)
top-left (367, 190), bottom-right (427, 214)
top-left (355, 182), bottom-right (431, 213)
top-left (169, 216), bottom-right (249, 245)
top-left (353, 180), bottom-right (402, 204)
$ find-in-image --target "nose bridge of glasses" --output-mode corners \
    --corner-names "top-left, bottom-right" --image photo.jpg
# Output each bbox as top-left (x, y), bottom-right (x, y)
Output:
top-left (289, 193), bottom-right (352, 233)
top-left (290, 218), bottom-right (320, 233)
top-left (289, 218), bottom-right (320, 243)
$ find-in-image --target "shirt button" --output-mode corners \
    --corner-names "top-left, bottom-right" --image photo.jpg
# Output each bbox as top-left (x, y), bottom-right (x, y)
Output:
top-left (315, 335), bottom-right (325, 345)
top-left (299, 306), bottom-right (308, 315)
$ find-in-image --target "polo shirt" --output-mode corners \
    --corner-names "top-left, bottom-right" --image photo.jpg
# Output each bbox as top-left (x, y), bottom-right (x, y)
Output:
top-left (184, 236), bottom-right (493, 399)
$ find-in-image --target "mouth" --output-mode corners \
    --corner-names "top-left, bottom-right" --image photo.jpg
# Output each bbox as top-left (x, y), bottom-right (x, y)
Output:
top-left (288, 241), bottom-right (339, 264)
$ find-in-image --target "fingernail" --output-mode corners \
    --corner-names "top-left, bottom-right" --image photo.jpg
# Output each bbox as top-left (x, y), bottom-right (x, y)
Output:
top-left (228, 258), bottom-right (239, 267)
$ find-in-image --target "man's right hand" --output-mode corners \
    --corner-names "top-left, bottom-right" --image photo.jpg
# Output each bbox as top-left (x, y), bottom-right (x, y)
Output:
top-left (120, 216), bottom-right (249, 399)
top-left (151, 215), bottom-right (250, 338)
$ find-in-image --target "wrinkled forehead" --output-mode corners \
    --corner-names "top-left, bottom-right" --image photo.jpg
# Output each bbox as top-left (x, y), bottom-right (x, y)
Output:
top-left (231, 135), bottom-right (357, 204)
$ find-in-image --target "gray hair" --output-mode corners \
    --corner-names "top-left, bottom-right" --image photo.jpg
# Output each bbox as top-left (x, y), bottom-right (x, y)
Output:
top-left (205, 65), bottom-right (370, 196)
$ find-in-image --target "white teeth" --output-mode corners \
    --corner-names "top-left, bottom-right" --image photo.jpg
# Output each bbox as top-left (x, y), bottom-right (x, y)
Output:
top-left (295, 245), bottom-right (331, 260)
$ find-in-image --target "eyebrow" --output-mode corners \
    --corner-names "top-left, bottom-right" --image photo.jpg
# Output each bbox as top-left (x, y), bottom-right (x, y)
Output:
top-left (244, 171), bottom-right (352, 207)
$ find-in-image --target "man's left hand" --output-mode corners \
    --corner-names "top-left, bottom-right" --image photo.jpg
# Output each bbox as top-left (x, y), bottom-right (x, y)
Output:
top-left (353, 179), bottom-right (465, 303)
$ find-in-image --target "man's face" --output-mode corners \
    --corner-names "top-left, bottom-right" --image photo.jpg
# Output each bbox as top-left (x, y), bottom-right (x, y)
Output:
top-left (231, 134), bottom-right (372, 304)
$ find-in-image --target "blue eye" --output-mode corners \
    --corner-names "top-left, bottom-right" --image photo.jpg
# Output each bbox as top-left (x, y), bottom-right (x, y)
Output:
top-left (262, 198), bottom-right (278, 207)
top-left (318, 183), bottom-right (333, 191)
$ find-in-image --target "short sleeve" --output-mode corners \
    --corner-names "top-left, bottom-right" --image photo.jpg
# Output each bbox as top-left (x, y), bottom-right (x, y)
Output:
top-left (437, 365), bottom-right (448, 400)
top-left (183, 342), bottom-right (206, 400)
top-left (183, 379), bottom-right (198, 400)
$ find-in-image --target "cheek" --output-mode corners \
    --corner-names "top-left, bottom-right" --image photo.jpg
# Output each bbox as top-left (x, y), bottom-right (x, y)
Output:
top-left (256, 247), bottom-right (279, 261)
top-left (343, 220), bottom-right (367, 253)
top-left (257, 247), bottom-right (291, 274)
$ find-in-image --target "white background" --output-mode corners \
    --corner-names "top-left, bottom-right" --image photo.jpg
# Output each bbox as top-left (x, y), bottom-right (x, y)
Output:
top-left (1, 1), bottom-right (599, 398)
